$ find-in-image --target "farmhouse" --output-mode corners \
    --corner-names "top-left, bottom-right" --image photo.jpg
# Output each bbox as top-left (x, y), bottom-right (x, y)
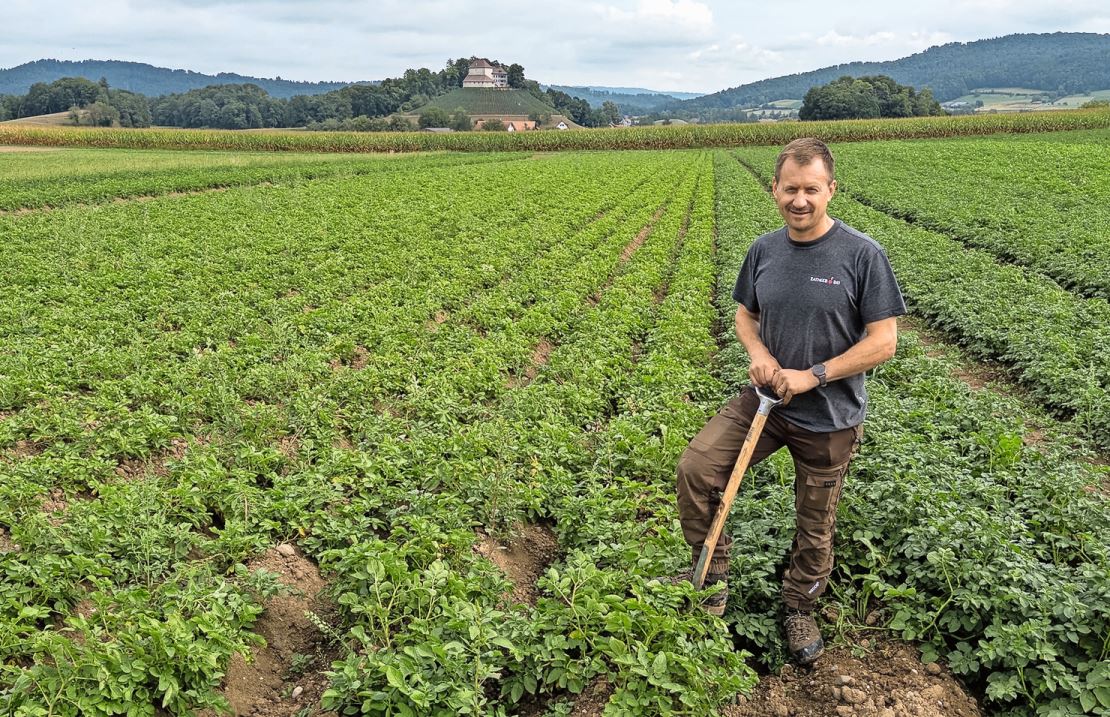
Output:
top-left (462, 59), bottom-right (508, 89)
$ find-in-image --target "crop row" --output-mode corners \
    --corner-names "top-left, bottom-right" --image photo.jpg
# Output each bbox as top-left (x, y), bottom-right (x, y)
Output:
top-left (829, 134), bottom-right (1110, 299)
top-left (736, 148), bottom-right (1110, 452)
top-left (0, 148), bottom-right (513, 211)
top-left (712, 151), bottom-right (1110, 717)
top-left (1, 108), bottom-right (1109, 154)
top-left (314, 161), bottom-right (734, 715)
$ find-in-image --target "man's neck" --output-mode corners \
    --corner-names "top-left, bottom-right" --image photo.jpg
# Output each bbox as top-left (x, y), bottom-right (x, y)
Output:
top-left (787, 215), bottom-right (836, 243)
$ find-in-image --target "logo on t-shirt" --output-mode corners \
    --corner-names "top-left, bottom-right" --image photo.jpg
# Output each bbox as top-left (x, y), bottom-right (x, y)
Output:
top-left (809, 275), bottom-right (842, 286)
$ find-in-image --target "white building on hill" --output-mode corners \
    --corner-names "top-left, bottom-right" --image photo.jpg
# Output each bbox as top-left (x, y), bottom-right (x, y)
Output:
top-left (463, 58), bottom-right (508, 88)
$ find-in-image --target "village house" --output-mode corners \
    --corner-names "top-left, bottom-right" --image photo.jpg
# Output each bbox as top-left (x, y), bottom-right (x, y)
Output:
top-left (462, 58), bottom-right (509, 88)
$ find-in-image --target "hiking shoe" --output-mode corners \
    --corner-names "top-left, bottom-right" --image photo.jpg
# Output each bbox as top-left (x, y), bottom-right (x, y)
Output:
top-left (784, 609), bottom-right (824, 665)
top-left (652, 567), bottom-right (729, 616)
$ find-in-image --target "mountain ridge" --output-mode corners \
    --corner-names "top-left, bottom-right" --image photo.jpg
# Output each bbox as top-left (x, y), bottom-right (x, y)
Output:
top-left (676, 32), bottom-right (1110, 112)
top-left (0, 59), bottom-right (702, 103)
top-left (0, 59), bottom-right (362, 98)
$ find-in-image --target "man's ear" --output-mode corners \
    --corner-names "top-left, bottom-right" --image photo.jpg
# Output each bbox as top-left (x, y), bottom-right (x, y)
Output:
top-left (829, 179), bottom-right (837, 196)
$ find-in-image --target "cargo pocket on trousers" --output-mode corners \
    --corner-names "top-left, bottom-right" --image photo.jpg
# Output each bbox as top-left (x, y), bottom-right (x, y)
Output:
top-left (801, 464), bottom-right (846, 517)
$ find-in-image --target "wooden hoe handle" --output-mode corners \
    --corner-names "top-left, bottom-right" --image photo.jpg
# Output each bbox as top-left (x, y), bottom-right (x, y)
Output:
top-left (691, 387), bottom-right (783, 590)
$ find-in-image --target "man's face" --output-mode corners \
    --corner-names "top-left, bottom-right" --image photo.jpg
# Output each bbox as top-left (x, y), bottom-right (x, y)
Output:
top-left (771, 157), bottom-right (837, 238)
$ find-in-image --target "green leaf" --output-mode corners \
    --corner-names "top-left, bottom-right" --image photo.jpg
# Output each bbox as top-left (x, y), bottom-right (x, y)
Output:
top-left (652, 652), bottom-right (667, 677)
top-left (385, 666), bottom-right (405, 690)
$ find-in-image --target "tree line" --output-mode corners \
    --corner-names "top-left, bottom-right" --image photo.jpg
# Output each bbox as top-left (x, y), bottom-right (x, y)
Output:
top-left (0, 59), bottom-right (632, 131)
top-left (799, 75), bottom-right (943, 120)
top-left (0, 70), bottom-right (944, 130)
top-left (0, 76), bottom-right (150, 127)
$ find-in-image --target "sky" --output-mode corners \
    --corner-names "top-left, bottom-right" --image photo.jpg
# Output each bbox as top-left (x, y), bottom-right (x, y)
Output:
top-left (3, 1), bottom-right (1110, 94)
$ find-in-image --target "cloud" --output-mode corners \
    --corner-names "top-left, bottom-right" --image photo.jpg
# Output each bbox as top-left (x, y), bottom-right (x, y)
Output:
top-left (1, 1), bottom-right (1107, 94)
top-left (589, 0), bottom-right (714, 46)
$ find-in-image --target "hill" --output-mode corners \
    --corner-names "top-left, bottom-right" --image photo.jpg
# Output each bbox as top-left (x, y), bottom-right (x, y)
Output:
top-left (680, 32), bottom-right (1110, 111)
top-left (545, 85), bottom-right (702, 110)
top-left (571, 85), bottom-right (702, 100)
top-left (0, 59), bottom-right (358, 99)
top-left (414, 88), bottom-right (556, 116)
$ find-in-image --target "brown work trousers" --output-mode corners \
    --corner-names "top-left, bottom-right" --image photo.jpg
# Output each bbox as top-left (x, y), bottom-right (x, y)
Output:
top-left (676, 386), bottom-right (862, 612)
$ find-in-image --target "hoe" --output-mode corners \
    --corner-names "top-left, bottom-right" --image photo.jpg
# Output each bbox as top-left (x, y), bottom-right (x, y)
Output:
top-left (691, 386), bottom-right (783, 590)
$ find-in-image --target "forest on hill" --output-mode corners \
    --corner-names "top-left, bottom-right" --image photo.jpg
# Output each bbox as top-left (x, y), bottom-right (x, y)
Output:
top-left (0, 60), bottom-right (627, 130)
top-left (678, 32), bottom-right (1110, 114)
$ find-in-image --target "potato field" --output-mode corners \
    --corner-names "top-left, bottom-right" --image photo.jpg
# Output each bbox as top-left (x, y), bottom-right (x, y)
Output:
top-left (0, 127), bottom-right (1107, 717)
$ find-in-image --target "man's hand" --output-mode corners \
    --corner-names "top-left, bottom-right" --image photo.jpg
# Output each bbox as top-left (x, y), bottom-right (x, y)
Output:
top-left (770, 368), bottom-right (820, 406)
top-left (748, 351), bottom-right (782, 387)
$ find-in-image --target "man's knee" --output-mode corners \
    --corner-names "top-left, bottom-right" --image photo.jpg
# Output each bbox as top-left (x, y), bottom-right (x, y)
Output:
top-left (677, 444), bottom-right (720, 491)
top-left (676, 445), bottom-right (725, 513)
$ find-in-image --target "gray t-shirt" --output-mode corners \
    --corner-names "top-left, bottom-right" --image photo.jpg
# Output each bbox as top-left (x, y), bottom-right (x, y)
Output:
top-left (732, 219), bottom-right (906, 432)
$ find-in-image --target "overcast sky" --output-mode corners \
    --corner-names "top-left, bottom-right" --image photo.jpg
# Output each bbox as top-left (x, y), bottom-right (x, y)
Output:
top-left (4, 1), bottom-right (1109, 93)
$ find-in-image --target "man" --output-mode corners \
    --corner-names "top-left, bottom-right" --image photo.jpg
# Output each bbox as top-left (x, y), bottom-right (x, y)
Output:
top-left (674, 138), bottom-right (905, 665)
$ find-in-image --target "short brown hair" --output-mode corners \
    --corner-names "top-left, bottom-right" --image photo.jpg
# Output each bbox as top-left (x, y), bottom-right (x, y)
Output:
top-left (774, 138), bottom-right (835, 184)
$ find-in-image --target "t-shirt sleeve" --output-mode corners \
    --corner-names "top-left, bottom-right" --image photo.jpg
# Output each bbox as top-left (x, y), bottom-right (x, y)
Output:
top-left (732, 246), bottom-right (759, 313)
top-left (858, 248), bottom-right (907, 323)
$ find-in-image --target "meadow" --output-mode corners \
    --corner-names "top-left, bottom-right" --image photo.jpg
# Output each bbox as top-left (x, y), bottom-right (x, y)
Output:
top-left (0, 123), bottom-right (1107, 716)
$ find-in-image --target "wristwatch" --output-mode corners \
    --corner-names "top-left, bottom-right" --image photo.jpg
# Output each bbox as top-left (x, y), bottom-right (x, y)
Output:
top-left (811, 364), bottom-right (827, 388)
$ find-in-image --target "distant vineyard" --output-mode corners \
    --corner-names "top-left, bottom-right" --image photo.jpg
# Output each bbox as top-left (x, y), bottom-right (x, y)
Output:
top-left (2, 108), bottom-right (1110, 153)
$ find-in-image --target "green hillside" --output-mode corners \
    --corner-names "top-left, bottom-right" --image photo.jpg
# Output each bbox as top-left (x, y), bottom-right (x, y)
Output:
top-left (415, 88), bottom-right (555, 116)
top-left (0, 59), bottom-right (355, 99)
top-left (680, 32), bottom-right (1110, 111)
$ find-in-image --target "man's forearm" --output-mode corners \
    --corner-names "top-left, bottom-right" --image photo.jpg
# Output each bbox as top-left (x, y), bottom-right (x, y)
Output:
top-left (769, 317), bottom-right (898, 403)
top-left (823, 320), bottom-right (898, 382)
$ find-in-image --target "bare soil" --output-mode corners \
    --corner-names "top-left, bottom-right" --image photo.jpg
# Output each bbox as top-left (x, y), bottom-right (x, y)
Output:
top-left (507, 339), bottom-right (555, 388)
top-left (475, 523), bottom-right (560, 605)
top-left (589, 204), bottom-right (668, 307)
top-left (619, 205), bottom-right (666, 264)
top-left (41, 488), bottom-right (68, 514)
top-left (569, 677), bottom-right (614, 716)
top-left (0, 526), bottom-right (17, 552)
top-left (724, 639), bottom-right (981, 717)
top-left (897, 316), bottom-right (1011, 391)
top-left (202, 544), bottom-right (340, 717)
top-left (350, 346), bottom-right (370, 370)
top-left (114, 438), bottom-right (188, 481)
top-left (4, 439), bottom-right (42, 462)
top-left (425, 309), bottom-right (451, 332)
top-left (277, 435), bottom-right (301, 460)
